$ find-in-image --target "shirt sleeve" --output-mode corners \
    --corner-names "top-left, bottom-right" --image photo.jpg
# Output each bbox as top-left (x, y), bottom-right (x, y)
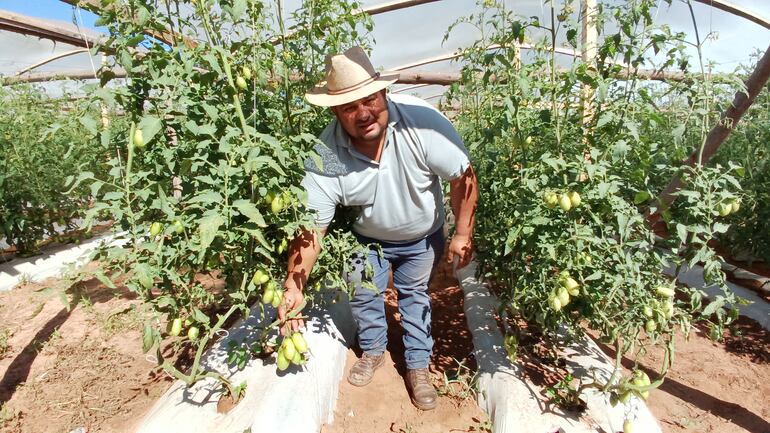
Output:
top-left (421, 110), bottom-right (471, 181)
top-left (301, 171), bottom-right (340, 229)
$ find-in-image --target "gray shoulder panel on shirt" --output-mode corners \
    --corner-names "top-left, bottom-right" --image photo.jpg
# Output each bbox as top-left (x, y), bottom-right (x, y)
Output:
top-left (304, 123), bottom-right (352, 177)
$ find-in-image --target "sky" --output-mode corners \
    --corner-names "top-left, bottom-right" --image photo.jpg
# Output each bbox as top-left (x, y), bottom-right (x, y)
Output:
top-left (0, 0), bottom-right (101, 29)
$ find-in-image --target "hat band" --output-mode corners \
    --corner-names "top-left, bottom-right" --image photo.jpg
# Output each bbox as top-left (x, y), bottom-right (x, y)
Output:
top-left (327, 72), bottom-right (381, 95)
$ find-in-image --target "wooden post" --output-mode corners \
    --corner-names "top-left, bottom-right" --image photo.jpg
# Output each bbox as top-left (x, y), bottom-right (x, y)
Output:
top-left (655, 43), bottom-right (770, 211)
top-left (581, 0), bottom-right (597, 128)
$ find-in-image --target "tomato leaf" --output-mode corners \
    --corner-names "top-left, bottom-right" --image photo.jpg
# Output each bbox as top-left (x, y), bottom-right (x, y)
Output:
top-left (142, 324), bottom-right (155, 353)
top-left (199, 213), bottom-right (225, 250)
top-left (192, 308), bottom-right (209, 324)
top-left (138, 115), bottom-right (163, 145)
top-left (232, 200), bottom-right (267, 227)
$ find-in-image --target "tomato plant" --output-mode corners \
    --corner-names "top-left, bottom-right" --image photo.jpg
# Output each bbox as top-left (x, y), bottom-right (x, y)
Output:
top-left (0, 85), bottom-right (110, 255)
top-left (444, 0), bottom-right (742, 407)
top-left (67, 0), bottom-right (375, 397)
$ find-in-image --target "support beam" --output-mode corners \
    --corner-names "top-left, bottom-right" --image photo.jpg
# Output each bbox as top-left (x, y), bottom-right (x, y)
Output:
top-left (692, 0), bottom-right (770, 30)
top-left (655, 43), bottom-right (770, 209)
top-left (392, 83), bottom-right (430, 93)
top-left (2, 69), bottom-right (126, 85)
top-left (360, 0), bottom-right (440, 16)
top-left (16, 49), bottom-right (90, 75)
top-left (389, 43), bottom-right (583, 72)
top-left (58, 0), bottom-right (197, 48)
top-left (396, 71), bottom-right (459, 85)
top-left (0, 8), bottom-right (106, 48)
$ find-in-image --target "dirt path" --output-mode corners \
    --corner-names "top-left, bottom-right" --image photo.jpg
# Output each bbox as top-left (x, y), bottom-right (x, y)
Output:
top-left (322, 260), bottom-right (490, 433)
top-left (597, 315), bottom-right (770, 433)
top-left (0, 265), bottom-right (184, 433)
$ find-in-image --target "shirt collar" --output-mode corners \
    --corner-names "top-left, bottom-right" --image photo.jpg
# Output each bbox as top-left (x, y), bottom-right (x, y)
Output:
top-left (386, 95), bottom-right (401, 128)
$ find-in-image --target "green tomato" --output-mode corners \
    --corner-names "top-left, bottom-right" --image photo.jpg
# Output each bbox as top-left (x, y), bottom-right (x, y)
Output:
top-left (291, 332), bottom-right (309, 353)
top-left (549, 296), bottom-right (562, 312)
top-left (282, 337), bottom-right (296, 361)
top-left (543, 191), bottom-right (558, 208)
top-left (261, 287), bottom-right (275, 305)
top-left (557, 287), bottom-right (570, 307)
top-left (149, 222), bottom-right (163, 237)
top-left (661, 300), bottom-right (674, 319)
top-left (645, 319), bottom-right (656, 333)
top-left (170, 318), bottom-right (183, 336)
top-left (730, 199), bottom-right (740, 213)
top-left (643, 305), bottom-right (654, 317)
top-left (271, 289), bottom-right (284, 308)
top-left (242, 66), bottom-right (252, 80)
top-left (172, 219), bottom-right (184, 234)
top-left (717, 201), bottom-right (732, 217)
top-left (252, 269), bottom-right (270, 285)
top-left (235, 76), bottom-right (248, 90)
top-left (277, 238), bottom-right (289, 255)
top-left (632, 370), bottom-right (651, 386)
top-left (632, 370), bottom-right (651, 400)
top-left (567, 191), bottom-right (581, 207)
top-left (276, 351), bottom-right (290, 371)
top-left (559, 194), bottom-right (572, 211)
top-left (133, 128), bottom-right (145, 149)
top-left (187, 326), bottom-right (200, 340)
top-left (291, 350), bottom-right (302, 365)
top-left (623, 419), bottom-right (634, 433)
top-left (271, 195), bottom-right (285, 214)
top-left (562, 277), bottom-right (580, 296)
top-left (655, 286), bottom-right (675, 298)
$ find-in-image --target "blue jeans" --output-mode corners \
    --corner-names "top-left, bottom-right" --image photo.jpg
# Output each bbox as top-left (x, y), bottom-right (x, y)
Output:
top-left (348, 229), bottom-right (445, 370)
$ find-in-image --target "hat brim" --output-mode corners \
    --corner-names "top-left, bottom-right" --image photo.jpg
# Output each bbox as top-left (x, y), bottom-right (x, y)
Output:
top-left (305, 73), bottom-right (400, 107)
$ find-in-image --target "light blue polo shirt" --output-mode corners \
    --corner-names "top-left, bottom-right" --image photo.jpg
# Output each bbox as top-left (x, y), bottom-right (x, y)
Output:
top-left (302, 94), bottom-right (470, 243)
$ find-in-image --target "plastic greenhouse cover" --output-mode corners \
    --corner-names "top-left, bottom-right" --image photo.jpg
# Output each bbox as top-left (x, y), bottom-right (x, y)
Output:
top-left (1, 0), bottom-right (768, 101)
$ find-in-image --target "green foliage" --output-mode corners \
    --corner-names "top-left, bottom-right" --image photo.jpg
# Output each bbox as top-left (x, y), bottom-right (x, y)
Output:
top-left (77, 0), bottom-right (374, 390)
top-left (445, 0), bottom-right (741, 399)
top-left (712, 71), bottom-right (770, 262)
top-left (0, 86), bottom-right (108, 254)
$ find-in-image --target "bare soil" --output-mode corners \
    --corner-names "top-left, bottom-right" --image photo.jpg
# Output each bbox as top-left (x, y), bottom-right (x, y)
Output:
top-left (1, 256), bottom-right (768, 433)
top-left (625, 318), bottom-right (770, 433)
top-left (0, 264), bottom-right (186, 433)
top-left (322, 259), bottom-right (491, 433)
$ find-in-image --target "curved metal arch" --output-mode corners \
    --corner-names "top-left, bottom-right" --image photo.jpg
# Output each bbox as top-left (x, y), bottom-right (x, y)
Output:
top-left (692, 0), bottom-right (770, 30)
top-left (16, 48), bottom-right (91, 76)
top-left (388, 43), bottom-right (584, 72)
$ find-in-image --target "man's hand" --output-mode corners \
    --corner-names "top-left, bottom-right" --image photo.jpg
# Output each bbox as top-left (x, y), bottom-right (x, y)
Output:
top-left (278, 285), bottom-right (305, 334)
top-left (449, 164), bottom-right (478, 270)
top-left (447, 233), bottom-right (473, 269)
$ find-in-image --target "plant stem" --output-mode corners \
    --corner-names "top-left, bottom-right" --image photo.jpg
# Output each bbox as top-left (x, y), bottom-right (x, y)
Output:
top-left (276, 0), bottom-right (295, 134)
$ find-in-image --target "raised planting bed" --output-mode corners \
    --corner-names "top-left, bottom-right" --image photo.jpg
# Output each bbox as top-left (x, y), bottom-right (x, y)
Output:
top-left (456, 262), bottom-right (661, 433)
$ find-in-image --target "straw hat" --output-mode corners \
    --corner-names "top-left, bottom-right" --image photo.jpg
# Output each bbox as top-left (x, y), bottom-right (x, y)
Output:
top-left (305, 46), bottom-right (399, 107)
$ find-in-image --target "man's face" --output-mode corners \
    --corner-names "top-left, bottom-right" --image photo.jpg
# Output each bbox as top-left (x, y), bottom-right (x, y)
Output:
top-left (331, 90), bottom-right (388, 144)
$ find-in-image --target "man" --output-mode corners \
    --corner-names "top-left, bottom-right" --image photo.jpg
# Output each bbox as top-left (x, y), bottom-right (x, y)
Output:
top-left (278, 46), bottom-right (477, 411)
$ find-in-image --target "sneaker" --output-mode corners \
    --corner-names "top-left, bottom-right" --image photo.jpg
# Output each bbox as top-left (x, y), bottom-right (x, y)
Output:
top-left (348, 352), bottom-right (386, 387)
top-left (406, 368), bottom-right (437, 410)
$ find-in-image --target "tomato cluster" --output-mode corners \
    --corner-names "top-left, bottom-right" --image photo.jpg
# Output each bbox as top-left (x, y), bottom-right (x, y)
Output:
top-left (276, 332), bottom-right (309, 371)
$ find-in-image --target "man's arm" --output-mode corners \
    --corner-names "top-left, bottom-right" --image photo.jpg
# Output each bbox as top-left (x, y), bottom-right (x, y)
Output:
top-left (278, 227), bottom-right (326, 332)
top-left (447, 164), bottom-right (478, 269)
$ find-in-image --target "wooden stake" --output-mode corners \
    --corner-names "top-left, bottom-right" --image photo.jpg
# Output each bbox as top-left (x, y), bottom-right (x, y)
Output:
top-left (655, 43), bottom-right (770, 211)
